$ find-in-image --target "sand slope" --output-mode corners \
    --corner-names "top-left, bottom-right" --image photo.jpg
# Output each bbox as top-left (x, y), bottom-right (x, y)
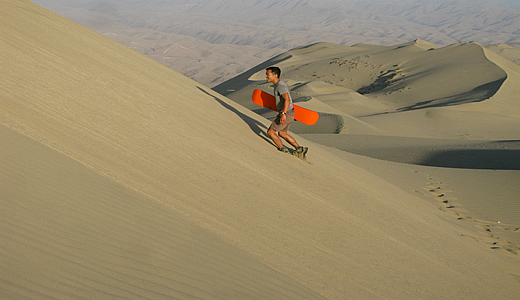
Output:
top-left (2, 1), bottom-right (520, 299)
top-left (0, 125), bottom-right (322, 299)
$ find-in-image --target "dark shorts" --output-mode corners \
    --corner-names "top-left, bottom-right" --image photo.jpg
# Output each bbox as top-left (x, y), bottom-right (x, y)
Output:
top-left (269, 109), bottom-right (295, 132)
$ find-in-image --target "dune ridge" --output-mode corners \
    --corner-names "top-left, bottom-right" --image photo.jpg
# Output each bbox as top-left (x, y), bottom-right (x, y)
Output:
top-left (216, 40), bottom-right (520, 139)
top-left (2, 1), bottom-right (520, 299)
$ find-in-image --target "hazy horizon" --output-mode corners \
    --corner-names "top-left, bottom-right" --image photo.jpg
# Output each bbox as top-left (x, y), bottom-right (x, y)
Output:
top-left (30, 0), bottom-right (520, 86)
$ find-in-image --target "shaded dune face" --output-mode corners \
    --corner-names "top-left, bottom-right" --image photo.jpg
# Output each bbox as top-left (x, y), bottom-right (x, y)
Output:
top-left (395, 77), bottom-right (506, 111)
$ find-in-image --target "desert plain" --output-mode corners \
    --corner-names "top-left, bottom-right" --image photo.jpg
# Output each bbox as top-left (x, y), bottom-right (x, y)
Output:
top-left (1, 0), bottom-right (520, 299)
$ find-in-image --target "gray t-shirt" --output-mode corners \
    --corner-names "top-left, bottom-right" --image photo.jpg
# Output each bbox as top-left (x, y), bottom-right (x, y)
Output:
top-left (274, 80), bottom-right (294, 113)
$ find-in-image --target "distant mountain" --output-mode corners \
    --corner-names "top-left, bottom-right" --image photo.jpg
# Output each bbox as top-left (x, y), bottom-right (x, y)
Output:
top-left (32, 0), bottom-right (520, 86)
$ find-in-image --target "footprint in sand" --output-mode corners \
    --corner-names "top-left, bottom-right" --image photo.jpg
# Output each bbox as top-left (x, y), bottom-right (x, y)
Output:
top-left (416, 171), bottom-right (519, 254)
top-left (422, 181), bottom-right (457, 210)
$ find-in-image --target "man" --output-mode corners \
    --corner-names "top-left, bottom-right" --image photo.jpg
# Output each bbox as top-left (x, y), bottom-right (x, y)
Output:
top-left (265, 66), bottom-right (308, 157)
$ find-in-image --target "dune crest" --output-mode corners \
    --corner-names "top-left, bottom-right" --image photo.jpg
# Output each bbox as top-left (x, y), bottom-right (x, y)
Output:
top-left (411, 39), bottom-right (440, 50)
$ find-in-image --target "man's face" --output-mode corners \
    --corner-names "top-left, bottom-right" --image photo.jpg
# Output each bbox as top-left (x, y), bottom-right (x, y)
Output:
top-left (266, 70), bottom-right (277, 83)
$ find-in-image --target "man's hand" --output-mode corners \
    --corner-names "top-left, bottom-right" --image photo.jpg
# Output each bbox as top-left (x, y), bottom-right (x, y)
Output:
top-left (280, 113), bottom-right (287, 125)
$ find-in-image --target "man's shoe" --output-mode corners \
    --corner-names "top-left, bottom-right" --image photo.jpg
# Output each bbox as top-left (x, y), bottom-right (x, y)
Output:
top-left (295, 146), bottom-right (308, 155)
top-left (278, 146), bottom-right (290, 153)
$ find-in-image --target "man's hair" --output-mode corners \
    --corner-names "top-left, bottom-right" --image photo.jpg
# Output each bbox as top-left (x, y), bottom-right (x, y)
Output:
top-left (266, 66), bottom-right (281, 78)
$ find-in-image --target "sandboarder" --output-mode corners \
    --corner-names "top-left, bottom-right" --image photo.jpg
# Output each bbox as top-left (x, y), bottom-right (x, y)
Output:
top-left (265, 66), bottom-right (308, 158)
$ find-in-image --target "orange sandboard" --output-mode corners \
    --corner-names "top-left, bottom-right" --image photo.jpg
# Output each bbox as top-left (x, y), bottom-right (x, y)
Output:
top-left (252, 89), bottom-right (319, 126)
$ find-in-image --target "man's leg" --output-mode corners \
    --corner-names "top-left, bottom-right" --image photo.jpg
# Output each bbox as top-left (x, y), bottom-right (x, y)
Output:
top-left (267, 127), bottom-right (284, 149)
top-left (280, 131), bottom-right (308, 158)
top-left (278, 131), bottom-right (299, 148)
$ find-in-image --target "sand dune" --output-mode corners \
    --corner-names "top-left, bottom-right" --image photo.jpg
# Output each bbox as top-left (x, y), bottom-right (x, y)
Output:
top-left (486, 43), bottom-right (520, 66)
top-left (216, 40), bottom-right (520, 139)
top-left (2, 1), bottom-right (520, 299)
top-left (215, 35), bottom-right (520, 266)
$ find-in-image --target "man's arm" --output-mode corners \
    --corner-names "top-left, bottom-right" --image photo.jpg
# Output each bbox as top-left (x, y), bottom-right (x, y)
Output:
top-left (280, 92), bottom-right (291, 124)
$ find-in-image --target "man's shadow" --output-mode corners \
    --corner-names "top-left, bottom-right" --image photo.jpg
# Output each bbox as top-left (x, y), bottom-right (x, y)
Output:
top-left (196, 86), bottom-right (274, 147)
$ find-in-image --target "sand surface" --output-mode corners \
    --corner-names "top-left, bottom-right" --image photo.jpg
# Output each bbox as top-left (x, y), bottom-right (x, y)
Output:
top-left (2, 1), bottom-right (520, 299)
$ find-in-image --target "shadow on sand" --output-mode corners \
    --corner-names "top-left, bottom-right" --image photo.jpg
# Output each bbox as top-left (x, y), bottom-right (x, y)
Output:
top-left (196, 86), bottom-right (275, 147)
top-left (420, 148), bottom-right (520, 170)
top-left (398, 78), bottom-right (507, 112)
top-left (361, 78), bottom-right (507, 117)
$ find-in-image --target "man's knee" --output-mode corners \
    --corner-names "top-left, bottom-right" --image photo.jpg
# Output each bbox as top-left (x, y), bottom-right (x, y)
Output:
top-left (268, 128), bottom-right (278, 138)
top-left (278, 131), bottom-right (289, 139)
